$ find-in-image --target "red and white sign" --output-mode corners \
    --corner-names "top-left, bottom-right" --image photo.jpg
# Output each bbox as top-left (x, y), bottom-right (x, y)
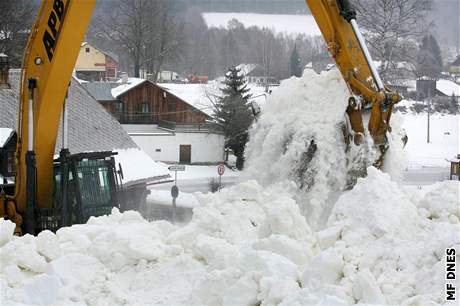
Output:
top-left (217, 164), bottom-right (225, 176)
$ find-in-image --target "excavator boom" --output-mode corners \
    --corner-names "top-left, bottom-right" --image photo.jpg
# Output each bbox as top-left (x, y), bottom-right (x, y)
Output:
top-left (1, 0), bottom-right (96, 233)
top-left (305, 0), bottom-right (402, 155)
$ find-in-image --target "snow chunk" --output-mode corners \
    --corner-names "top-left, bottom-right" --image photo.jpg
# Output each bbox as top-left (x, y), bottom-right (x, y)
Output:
top-left (24, 274), bottom-right (60, 305)
top-left (418, 180), bottom-right (460, 223)
top-left (0, 219), bottom-right (15, 247)
top-left (36, 230), bottom-right (61, 260)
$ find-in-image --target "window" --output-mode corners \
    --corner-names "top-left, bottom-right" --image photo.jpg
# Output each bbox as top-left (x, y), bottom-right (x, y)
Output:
top-left (155, 148), bottom-right (161, 152)
top-left (7, 151), bottom-right (15, 174)
top-left (114, 102), bottom-right (123, 113)
top-left (139, 103), bottom-right (150, 113)
top-left (85, 47), bottom-right (90, 53)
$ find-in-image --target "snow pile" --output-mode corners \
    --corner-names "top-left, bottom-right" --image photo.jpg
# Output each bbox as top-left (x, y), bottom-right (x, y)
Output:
top-left (417, 180), bottom-right (460, 223)
top-left (1, 169), bottom-right (458, 305)
top-left (284, 168), bottom-right (459, 305)
top-left (245, 70), bottom-right (356, 227)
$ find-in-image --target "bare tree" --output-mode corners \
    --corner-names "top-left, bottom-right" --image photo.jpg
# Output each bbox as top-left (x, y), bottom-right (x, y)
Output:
top-left (256, 28), bottom-right (276, 92)
top-left (143, 1), bottom-right (184, 82)
top-left (94, 0), bottom-right (152, 77)
top-left (0, 0), bottom-right (36, 67)
top-left (355, 0), bottom-right (432, 82)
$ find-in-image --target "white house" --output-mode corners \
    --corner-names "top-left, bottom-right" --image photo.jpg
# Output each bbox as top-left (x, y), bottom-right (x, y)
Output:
top-left (83, 78), bottom-right (226, 165)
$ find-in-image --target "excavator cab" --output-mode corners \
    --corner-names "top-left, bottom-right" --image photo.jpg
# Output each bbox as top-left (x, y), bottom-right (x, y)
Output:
top-left (34, 151), bottom-right (120, 232)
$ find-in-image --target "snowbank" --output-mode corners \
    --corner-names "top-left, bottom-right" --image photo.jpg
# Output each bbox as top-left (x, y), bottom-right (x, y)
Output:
top-left (1, 169), bottom-right (458, 305)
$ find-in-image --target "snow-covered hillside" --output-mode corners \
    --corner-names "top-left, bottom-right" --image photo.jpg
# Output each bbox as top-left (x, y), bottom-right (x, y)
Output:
top-left (202, 12), bottom-right (321, 36)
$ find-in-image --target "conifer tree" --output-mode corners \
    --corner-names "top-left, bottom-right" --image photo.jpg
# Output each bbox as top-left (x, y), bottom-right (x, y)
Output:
top-left (417, 34), bottom-right (443, 79)
top-left (214, 66), bottom-right (253, 170)
top-left (289, 44), bottom-right (302, 77)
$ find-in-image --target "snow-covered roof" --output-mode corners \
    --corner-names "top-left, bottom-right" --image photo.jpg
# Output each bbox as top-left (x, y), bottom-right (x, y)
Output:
top-left (159, 82), bottom-right (274, 116)
top-left (111, 78), bottom-right (147, 98)
top-left (0, 128), bottom-right (13, 147)
top-left (236, 63), bottom-right (257, 76)
top-left (202, 13), bottom-right (321, 36)
top-left (114, 148), bottom-right (170, 187)
top-left (437, 79), bottom-right (460, 96)
top-left (159, 83), bottom-right (215, 116)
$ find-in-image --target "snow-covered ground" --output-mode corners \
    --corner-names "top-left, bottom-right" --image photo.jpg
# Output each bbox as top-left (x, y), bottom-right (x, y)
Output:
top-left (402, 113), bottom-right (459, 169)
top-left (202, 12), bottom-right (321, 37)
top-left (1, 70), bottom-right (459, 306)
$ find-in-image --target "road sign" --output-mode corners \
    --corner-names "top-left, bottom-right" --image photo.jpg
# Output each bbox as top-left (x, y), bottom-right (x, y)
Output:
top-left (171, 185), bottom-right (179, 198)
top-left (168, 165), bottom-right (185, 171)
top-left (218, 164), bottom-right (225, 176)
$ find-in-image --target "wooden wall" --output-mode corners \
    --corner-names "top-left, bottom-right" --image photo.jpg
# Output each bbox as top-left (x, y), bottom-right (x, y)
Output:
top-left (118, 82), bottom-right (208, 124)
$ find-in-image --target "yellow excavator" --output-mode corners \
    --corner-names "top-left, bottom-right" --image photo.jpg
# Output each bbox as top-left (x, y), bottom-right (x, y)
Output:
top-left (0, 0), bottom-right (402, 235)
top-left (307, 0), bottom-right (402, 156)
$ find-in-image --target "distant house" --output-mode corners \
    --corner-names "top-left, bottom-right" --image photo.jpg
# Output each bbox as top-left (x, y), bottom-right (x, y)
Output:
top-left (0, 128), bottom-right (16, 180)
top-left (238, 63), bottom-right (279, 85)
top-left (83, 78), bottom-right (225, 165)
top-left (75, 42), bottom-right (119, 81)
top-left (416, 78), bottom-right (460, 98)
top-left (448, 56), bottom-right (460, 75)
top-left (436, 79), bottom-right (460, 97)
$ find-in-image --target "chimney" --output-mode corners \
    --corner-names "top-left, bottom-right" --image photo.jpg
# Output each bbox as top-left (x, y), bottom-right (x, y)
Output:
top-left (0, 53), bottom-right (10, 89)
top-left (121, 72), bottom-right (129, 84)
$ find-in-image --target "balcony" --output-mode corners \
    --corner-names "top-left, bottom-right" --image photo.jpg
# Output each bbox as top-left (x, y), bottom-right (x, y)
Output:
top-left (112, 112), bottom-right (224, 134)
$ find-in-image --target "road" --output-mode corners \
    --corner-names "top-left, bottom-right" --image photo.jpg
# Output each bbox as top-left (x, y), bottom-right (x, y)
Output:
top-left (145, 165), bottom-right (454, 223)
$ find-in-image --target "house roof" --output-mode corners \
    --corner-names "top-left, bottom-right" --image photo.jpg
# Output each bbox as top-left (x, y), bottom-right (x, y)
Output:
top-left (81, 42), bottom-right (119, 63)
top-left (111, 78), bottom-right (147, 98)
top-left (451, 56), bottom-right (460, 67)
top-left (82, 82), bottom-right (119, 101)
top-left (437, 79), bottom-right (460, 97)
top-left (0, 128), bottom-right (14, 148)
top-left (236, 63), bottom-right (258, 76)
top-left (245, 64), bottom-right (267, 77)
top-left (0, 69), bottom-right (170, 184)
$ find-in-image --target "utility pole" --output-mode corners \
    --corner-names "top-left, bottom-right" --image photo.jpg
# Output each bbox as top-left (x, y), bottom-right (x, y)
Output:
top-left (427, 86), bottom-right (431, 143)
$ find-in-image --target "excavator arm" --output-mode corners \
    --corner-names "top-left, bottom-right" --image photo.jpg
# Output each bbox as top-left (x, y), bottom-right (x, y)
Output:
top-left (305, 0), bottom-right (402, 157)
top-left (2, 0), bottom-right (96, 233)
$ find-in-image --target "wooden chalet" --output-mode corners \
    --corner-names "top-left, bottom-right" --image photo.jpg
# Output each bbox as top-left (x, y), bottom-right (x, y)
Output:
top-left (115, 80), bottom-right (209, 125)
top-left (84, 79), bottom-right (210, 126)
